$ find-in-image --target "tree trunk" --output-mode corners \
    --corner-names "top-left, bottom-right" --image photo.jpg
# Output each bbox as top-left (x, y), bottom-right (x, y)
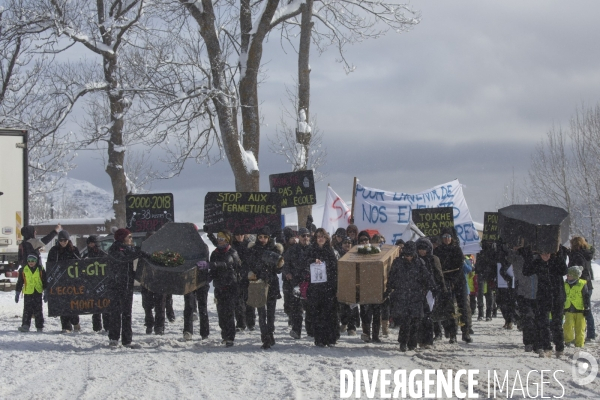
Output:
top-left (104, 56), bottom-right (128, 228)
top-left (295, 0), bottom-right (314, 228)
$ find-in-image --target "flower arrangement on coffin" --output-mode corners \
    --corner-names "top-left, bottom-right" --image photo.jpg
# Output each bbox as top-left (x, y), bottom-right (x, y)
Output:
top-left (151, 250), bottom-right (185, 267)
top-left (356, 245), bottom-right (381, 255)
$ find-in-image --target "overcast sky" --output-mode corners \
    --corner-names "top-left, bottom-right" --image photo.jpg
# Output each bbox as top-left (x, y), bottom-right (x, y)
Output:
top-left (68, 0), bottom-right (600, 225)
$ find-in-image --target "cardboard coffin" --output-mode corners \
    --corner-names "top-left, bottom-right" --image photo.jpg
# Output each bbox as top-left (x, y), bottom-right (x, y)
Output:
top-left (337, 244), bottom-right (399, 304)
top-left (498, 204), bottom-right (570, 253)
top-left (135, 222), bottom-right (209, 295)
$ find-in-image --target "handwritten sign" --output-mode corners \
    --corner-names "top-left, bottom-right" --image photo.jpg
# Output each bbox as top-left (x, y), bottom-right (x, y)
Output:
top-left (411, 207), bottom-right (454, 237)
top-left (269, 170), bottom-right (316, 208)
top-left (46, 257), bottom-right (117, 316)
top-left (126, 193), bottom-right (174, 232)
top-left (203, 192), bottom-right (282, 234)
top-left (482, 212), bottom-right (499, 241)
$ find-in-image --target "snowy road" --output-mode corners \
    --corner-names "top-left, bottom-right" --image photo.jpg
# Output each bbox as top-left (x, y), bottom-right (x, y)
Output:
top-left (1, 290), bottom-right (599, 400)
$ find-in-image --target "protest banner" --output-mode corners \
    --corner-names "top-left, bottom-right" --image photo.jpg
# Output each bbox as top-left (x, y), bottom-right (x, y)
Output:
top-left (46, 257), bottom-right (117, 317)
top-left (482, 212), bottom-right (500, 241)
top-left (321, 186), bottom-right (351, 235)
top-left (269, 170), bottom-right (316, 208)
top-left (126, 193), bottom-right (174, 232)
top-left (411, 207), bottom-right (454, 237)
top-left (353, 179), bottom-right (480, 254)
top-left (203, 192), bottom-right (282, 234)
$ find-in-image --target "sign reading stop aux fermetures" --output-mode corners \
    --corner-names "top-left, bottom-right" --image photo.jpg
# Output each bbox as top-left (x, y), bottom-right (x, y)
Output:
top-left (203, 192), bottom-right (282, 234)
top-left (46, 257), bottom-right (118, 317)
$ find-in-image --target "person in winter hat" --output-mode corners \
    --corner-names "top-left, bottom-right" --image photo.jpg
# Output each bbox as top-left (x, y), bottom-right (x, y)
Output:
top-left (434, 227), bottom-right (473, 344)
top-left (18, 224), bottom-right (61, 268)
top-left (15, 254), bottom-right (48, 332)
top-left (107, 228), bottom-right (144, 347)
top-left (247, 225), bottom-right (284, 349)
top-left (563, 266), bottom-right (591, 348)
top-left (47, 230), bottom-right (81, 333)
top-left (182, 231), bottom-right (211, 342)
top-left (283, 227), bottom-right (313, 339)
top-left (209, 230), bottom-right (242, 347)
top-left (385, 241), bottom-right (436, 351)
top-left (346, 224), bottom-right (359, 245)
top-left (522, 244), bottom-right (568, 358)
top-left (416, 237), bottom-right (447, 346)
top-left (82, 235), bottom-right (110, 332)
top-left (567, 237), bottom-right (596, 342)
top-left (357, 230), bottom-right (383, 343)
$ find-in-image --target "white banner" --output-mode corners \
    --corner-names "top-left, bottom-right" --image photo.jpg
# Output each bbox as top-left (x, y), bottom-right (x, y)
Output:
top-left (321, 186), bottom-right (351, 236)
top-left (353, 179), bottom-right (481, 254)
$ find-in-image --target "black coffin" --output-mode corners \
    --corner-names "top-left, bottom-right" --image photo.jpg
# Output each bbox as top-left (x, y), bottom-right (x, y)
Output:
top-left (136, 222), bottom-right (209, 295)
top-left (498, 204), bottom-right (570, 253)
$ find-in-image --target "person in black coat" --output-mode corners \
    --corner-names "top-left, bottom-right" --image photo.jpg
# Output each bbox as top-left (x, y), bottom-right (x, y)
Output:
top-left (386, 241), bottom-right (436, 351)
top-left (283, 227), bottom-right (312, 339)
top-left (337, 236), bottom-right (360, 336)
top-left (82, 235), bottom-right (110, 333)
top-left (568, 236), bottom-right (596, 342)
top-left (305, 228), bottom-right (338, 347)
top-left (209, 230), bottom-right (242, 347)
top-left (416, 237), bottom-right (446, 347)
top-left (139, 231), bottom-right (168, 335)
top-left (522, 245), bottom-right (568, 357)
top-left (183, 231), bottom-right (211, 341)
top-left (18, 224), bottom-right (60, 268)
top-left (247, 226), bottom-right (284, 349)
top-left (474, 240), bottom-right (498, 321)
top-left (15, 254), bottom-right (48, 332)
top-left (433, 227), bottom-right (472, 343)
top-left (47, 230), bottom-right (81, 333)
top-left (107, 228), bottom-right (143, 347)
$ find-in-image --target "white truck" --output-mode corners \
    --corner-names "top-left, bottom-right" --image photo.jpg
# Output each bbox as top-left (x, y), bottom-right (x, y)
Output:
top-left (0, 128), bottom-right (28, 273)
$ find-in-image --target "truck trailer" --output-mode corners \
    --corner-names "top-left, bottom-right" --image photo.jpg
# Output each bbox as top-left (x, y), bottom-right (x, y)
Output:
top-left (0, 128), bottom-right (28, 272)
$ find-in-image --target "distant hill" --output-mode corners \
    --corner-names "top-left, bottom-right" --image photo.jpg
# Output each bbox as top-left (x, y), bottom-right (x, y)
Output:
top-left (30, 177), bottom-right (113, 222)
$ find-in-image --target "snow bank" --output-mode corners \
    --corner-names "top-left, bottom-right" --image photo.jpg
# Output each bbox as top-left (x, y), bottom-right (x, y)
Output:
top-left (1, 290), bottom-right (599, 399)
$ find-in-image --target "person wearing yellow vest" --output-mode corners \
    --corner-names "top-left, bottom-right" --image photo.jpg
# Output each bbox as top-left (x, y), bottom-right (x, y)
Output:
top-left (563, 266), bottom-right (591, 348)
top-left (15, 254), bottom-right (48, 332)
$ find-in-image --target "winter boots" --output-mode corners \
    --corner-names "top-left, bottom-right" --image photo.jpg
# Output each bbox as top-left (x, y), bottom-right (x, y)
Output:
top-left (462, 332), bottom-right (473, 344)
top-left (340, 324), bottom-right (348, 333)
top-left (18, 325), bottom-right (29, 332)
top-left (183, 332), bottom-right (193, 341)
top-left (74, 324), bottom-right (81, 332)
top-left (290, 330), bottom-right (301, 339)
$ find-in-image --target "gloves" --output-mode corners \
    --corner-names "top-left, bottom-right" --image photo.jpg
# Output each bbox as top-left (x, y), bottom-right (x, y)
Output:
top-left (196, 261), bottom-right (208, 270)
top-left (43, 290), bottom-right (48, 303)
top-left (15, 291), bottom-right (20, 303)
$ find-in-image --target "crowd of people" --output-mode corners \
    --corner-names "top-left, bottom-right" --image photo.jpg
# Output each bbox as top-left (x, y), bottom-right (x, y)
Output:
top-left (13, 218), bottom-right (596, 357)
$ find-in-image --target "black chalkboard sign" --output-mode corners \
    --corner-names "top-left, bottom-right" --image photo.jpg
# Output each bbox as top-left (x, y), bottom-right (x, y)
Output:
top-left (46, 257), bottom-right (117, 317)
top-left (126, 193), bottom-right (174, 232)
top-left (411, 207), bottom-right (454, 237)
top-left (269, 170), bottom-right (317, 208)
top-left (203, 192), bottom-right (282, 234)
top-left (482, 212), bottom-right (499, 241)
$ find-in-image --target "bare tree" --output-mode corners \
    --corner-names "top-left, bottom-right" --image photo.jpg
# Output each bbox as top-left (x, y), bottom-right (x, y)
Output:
top-left (16, 0), bottom-right (155, 227)
top-left (129, 0), bottom-right (419, 198)
top-left (0, 0), bottom-right (76, 214)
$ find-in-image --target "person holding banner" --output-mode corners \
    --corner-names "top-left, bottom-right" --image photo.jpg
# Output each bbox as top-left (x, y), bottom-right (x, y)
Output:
top-left (107, 229), bottom-right (144, 348)
top-left (18, 224), bottom-right (60, 268)
top-left (247, 227), bottom-right (284, 350)
top-left (82, 236), bottom-right (110, 333)
top-left (47, 230), bottom-right (82, 333)
top-left (357, 231), bottom-right (383, 343)
top-left (434, 228), bottom-right (473, 344)
top-left (232, 233), bottom-right (255, 331)
top-left (305, 228), bottom-right (338, 347)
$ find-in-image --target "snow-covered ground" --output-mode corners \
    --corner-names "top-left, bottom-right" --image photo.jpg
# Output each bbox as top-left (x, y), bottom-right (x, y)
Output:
top-left (1, 291), bottom-right (599, 400)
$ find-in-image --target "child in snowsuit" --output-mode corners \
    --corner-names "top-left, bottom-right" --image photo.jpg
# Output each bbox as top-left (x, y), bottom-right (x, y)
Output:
top-left (15, 254), bottom-right (47, 332)
top-left (563, 266), bottom-right (591, 348)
